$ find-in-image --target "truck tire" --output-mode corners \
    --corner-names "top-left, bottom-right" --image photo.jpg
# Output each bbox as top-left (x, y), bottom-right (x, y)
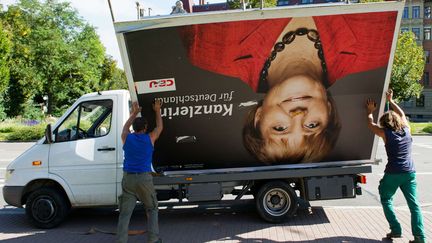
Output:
top-left (25, 187), bottom-right (70, 229)
top-left (255, 181), bottom-right (298, 223)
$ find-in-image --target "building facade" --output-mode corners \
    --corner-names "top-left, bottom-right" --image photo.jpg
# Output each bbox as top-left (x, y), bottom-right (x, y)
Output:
top-left (399, 0), bottom-right (432, 121)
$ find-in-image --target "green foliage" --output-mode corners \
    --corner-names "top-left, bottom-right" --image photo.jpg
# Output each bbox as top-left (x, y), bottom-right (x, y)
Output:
top-left (227, 0), bottom-right (276, 9)
top-left (22, 99), bottom-right (44, 120)
top-left (6, 123), bottom-right (46, 141)
top-left (0, 95), bottom-right (7, 120)
top-left (0, 118), bottom-right (46, 141)
top-left (422, 124), bottom-right (432, 134)
top-left (0, 21), bottom-right (11, 94)
top-left (0, 21), bottom-right (10, 120)
top-left (1, 0), bottom-right (109, 117)
top-left (391, 31), bottom-right (424, 102)
top-left (409, 122), bottom-right (432, 134)
top-left (0, 119), bottom-right (16, 133)
top-left (100, 56), bottom-right (128, 91)
top-left (1, 4), bottom-right (42, 116)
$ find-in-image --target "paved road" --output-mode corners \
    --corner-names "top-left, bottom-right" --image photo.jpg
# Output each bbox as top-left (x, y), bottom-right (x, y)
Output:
top-left (0, 137), bottom-right (431, 242)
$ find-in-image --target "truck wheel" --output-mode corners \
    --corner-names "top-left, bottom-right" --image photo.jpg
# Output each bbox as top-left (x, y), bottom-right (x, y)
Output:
top-left (255, 181), bottom-right (298, 223)
top-left (25, 187), bottom-right (70, 229)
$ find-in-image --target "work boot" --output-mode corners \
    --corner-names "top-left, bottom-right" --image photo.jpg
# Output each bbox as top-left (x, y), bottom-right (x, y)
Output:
top-left (409, 236), bottom-right (426, 243)
top-left (386, 232), bottom-right (402, 239)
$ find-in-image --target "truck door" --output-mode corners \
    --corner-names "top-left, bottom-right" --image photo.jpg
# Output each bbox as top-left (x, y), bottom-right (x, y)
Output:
top-left (49, 97), bottom-right (118, 206)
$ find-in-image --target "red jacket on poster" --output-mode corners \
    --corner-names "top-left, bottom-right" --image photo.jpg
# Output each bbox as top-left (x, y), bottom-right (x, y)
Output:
top-left (179, 12), bottom-right (397, 91)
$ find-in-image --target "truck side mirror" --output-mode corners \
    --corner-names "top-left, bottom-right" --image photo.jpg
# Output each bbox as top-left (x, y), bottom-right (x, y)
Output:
top-left (45, 124), bottom-right (53, 144)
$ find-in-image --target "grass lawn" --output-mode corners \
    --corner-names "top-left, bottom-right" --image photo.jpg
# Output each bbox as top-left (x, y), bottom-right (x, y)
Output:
top-left (410, 122), bottom-right (432, 135)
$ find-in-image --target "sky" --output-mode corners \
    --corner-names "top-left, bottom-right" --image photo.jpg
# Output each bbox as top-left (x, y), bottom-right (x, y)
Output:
top-left (2, 0), bottom-right (224, 69)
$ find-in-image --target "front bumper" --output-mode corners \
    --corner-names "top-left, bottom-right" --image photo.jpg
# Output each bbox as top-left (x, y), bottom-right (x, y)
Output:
top-left (3, 186), bottom-right (25, 208)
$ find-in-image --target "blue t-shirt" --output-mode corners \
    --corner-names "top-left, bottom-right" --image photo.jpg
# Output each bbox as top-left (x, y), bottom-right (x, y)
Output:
top-left (123, 133), bottom-right (154, 173)
top-left (384, 126), bottom-right (415, 173)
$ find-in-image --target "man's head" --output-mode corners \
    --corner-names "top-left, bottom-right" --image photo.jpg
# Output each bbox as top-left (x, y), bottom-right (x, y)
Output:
top-left (379, 110), bottom-right (404, 132)
top-left (132, 117), bottom-right (148, 133)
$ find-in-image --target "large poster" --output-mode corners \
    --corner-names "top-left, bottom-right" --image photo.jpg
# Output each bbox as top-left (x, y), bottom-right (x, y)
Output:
top-left (117, 4), bottom-right (402, 171)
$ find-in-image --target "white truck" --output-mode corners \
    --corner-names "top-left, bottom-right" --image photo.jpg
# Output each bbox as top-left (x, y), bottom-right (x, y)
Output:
top-left (3, 1), bottom-right (404, 228)
top-left (3, 89), bottom-right (370, 228)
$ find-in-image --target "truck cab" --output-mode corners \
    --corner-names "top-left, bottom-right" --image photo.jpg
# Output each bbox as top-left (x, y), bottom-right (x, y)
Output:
top-left (3, 90), bottom-right (130, 228)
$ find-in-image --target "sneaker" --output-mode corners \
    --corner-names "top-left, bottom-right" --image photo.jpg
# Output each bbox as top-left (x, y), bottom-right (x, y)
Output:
top-left (386, 232), bottom-right (402, 239)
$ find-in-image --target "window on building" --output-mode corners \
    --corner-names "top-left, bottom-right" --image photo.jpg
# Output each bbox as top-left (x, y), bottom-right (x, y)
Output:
top-left (412, 28), bottom-right (421, 40)
top-left (416, 94), bottom-right (425, 107)
top-left (413, 6), bottom-right (420, 18)
top-left (425, 28), bottom-right (431, 40)
top-left (401, 27), bottom-right (409, 33)
top-left (301, 0), bottom-right (313, 4)
top-left (424, 72), bottom-right (430, 86)
top-left (277, 0), bottom-right (290, 6)
top-left (425, 50), bottom-right (430, 64)
top-left (403, 7), bottom-right (409, 18)
top-left (425, 6), bottom-right (432, 19)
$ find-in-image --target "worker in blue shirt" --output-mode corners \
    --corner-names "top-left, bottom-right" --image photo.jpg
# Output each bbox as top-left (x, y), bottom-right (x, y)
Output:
top-left (366, 89), bottom-right (425, 243)
top-left (117, 100), bottom-right (163, 243)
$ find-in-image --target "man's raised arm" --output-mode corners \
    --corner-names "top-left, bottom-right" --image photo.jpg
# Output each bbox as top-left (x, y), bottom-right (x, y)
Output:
top-left (150, 99), bottom-right (163, 144)
top-left (386, 89), bottom-right (409, 128)
top-left (121, 101), bottom-right (141, 144)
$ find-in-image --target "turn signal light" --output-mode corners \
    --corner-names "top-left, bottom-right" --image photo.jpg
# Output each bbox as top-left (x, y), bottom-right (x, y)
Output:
top-left (32, 160), bottom-right (42, 166)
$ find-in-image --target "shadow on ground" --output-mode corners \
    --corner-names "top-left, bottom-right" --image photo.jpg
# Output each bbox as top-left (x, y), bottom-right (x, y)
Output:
top-left (0, 202), bottom-right (389, 243)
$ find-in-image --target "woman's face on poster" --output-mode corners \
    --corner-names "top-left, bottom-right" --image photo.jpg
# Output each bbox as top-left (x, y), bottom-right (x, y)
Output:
top-left (255, 75), bottom-right (331, 151)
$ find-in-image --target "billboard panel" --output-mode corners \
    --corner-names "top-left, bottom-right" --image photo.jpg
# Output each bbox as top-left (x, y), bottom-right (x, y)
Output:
top-left (116, 3), bottom-right (403, 171)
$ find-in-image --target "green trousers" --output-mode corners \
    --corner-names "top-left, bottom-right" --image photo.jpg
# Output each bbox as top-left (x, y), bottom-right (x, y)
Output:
top-left (116, 172), bottom-right (160, 243)
top-left (379, 172), bottom-right (425, 241)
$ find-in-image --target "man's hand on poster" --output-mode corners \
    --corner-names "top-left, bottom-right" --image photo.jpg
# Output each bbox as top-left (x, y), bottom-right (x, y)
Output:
top-left (366, 98), bottom-right (377, 114)
top-left (386, 89), bottom-right (394, 102)
top-left (153, 99), bottom-right (163, 112)
top-left (131, 101), bottom-right (142, 116)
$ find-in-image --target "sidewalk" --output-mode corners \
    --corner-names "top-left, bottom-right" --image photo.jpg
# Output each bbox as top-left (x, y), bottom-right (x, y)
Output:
top-left (0, 205), bottom-right (430, 242)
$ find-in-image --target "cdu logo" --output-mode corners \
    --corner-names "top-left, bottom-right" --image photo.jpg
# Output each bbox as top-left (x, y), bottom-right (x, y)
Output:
top-left (135, 78), bottom-right (176, 94)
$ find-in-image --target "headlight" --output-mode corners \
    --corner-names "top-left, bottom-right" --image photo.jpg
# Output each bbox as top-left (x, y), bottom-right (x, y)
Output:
top-left (5, 169), bottom-right (14, 181)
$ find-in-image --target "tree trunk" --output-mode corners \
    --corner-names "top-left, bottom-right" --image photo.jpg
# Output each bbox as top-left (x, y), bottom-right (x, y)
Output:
top-left (47, 92), bottom-right (53, 115)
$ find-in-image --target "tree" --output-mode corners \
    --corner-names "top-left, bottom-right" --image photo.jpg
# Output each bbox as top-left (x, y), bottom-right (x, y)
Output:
top-left (0, 21), bottom-right (11, 120)
top-left (1, 0), bottom-right (107, 116)
top-left (390, 31), bottom-right (425, 102)
top-left (0, 21), bottom-right (10, 94)
top-left (100, 56), bottom-right (127, 91)
top-left (227, 0), bottom-right (276, 9)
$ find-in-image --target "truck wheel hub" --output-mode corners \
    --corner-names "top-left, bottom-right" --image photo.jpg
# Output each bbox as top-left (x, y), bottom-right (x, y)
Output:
top-left (33, 197), bottom-right (55, 222)
top-left (263, 188), bottom-right (291, 217)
